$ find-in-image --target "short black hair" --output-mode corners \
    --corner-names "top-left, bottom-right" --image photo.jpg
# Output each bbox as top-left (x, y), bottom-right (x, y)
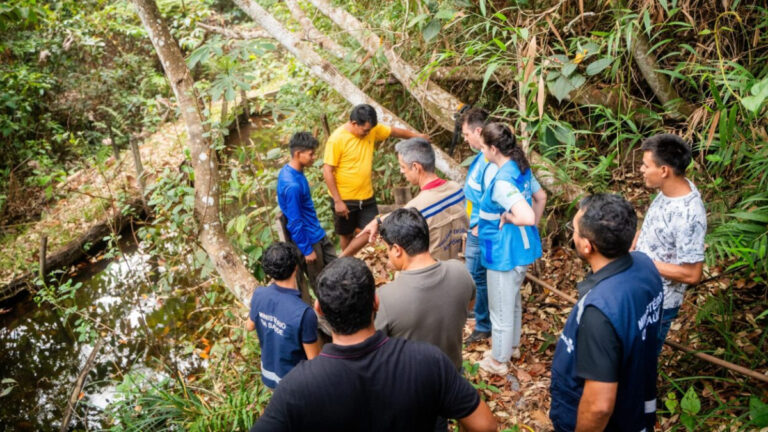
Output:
top-left (349, 104), bottom-right (378, 127)
top-left (316, 257), bottom-right (375, 335)
top-left (577, 194), bottom-right (637, 259)
top-left (461, 107), bottom-right (488, 129)
top-left (261, 242), bottom-right (300, 281)
top-left (289, 131), bottom-right (318, 156)
top-left (380, 208), bottom-right (430, 256)
top-left (641, 133), bottom-right (691, 176)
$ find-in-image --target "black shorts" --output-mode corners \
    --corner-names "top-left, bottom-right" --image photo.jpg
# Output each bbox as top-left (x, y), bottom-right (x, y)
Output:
top-left (332, 196), bottom-right (378, 236)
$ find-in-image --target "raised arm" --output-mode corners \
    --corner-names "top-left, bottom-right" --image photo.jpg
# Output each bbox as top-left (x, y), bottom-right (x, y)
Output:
top-left (390, 126), bottom-right (430, 142)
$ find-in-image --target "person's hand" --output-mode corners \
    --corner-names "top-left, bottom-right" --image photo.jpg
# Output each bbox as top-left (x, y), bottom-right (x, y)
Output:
top-left (498, 212), bottom-right (513, 229)
top-left (417, 133), bottom-right (431, 142)
top-left (305, 250), bottom-right (317, 263)
top-left (357, 218), bottom-right (380, 243)
top-left (334, 200), bottom-right (349, 219)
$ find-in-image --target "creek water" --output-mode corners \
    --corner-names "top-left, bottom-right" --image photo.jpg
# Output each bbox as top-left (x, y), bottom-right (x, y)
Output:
top-left (0, 243), bottom-right (215, 431)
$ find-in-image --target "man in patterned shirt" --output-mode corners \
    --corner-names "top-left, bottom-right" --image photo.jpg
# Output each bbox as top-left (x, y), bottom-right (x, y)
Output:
top-left (633, 134), bottom-right (707, 354)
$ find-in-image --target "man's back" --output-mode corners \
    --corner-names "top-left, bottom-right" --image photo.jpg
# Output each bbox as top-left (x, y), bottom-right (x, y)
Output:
top-left (406, 180), bottom-right (468, 260)
top-left (374, 260), bottom-right (474, 369)
top-left (252, 332), bottom-right (480, 432)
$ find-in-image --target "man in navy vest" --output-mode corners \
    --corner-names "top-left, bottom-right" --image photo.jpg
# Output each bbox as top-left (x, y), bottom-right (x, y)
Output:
top-left (550, 194), bottom-right (663, 431)
top-left (246, 242), bottom-right (322, 389)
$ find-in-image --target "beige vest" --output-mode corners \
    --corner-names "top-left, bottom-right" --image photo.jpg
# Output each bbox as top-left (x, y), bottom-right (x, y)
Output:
top-left (405, 181), bottom-right (468, 261)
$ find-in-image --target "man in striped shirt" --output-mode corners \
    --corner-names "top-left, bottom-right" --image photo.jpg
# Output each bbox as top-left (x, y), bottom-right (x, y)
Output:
top-left (340, 138), bottom-right (468, 261)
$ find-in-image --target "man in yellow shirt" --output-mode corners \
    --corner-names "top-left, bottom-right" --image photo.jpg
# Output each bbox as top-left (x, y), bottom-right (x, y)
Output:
top-left (323, 104), bottom-right (429, 249)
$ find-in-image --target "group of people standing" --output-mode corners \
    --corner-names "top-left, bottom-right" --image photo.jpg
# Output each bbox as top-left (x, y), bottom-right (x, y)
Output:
top-left (245, 103), bottom-right (707, 432)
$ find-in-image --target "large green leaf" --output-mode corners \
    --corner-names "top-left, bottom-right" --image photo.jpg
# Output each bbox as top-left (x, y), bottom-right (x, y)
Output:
top-left (586, 56), bottom-right (614, 76)
top-left (741, 77), bottom-right (768, 113)
top-left (750, 397), bottom-right (768, 427)
top-left (422, 19), bottom-right (441, 42)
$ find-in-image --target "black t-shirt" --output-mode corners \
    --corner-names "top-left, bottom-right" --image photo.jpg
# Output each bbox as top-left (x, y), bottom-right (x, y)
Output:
top-left (575, 306), bottom-right (621, 382)
top-left (251, 331), bottom-right (480, 432)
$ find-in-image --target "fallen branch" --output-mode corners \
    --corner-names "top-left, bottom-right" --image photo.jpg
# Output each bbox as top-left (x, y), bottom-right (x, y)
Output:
top-left (525, 272), bottom-right (768, 385)
top-left (306, 0), bottom-right (582, 201)
top-left (284, 0), bottom-right (353, 62)
top-left (59, 337), bottom-right (105, 432)
top-left (197, 22), bottom-right (272, 40)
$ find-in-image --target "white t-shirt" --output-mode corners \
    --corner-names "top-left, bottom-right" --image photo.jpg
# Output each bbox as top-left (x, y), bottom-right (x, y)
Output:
top-left (483, 162), bottom-right (541, 211)
top-left (636, 180), bottom-right (707, 309)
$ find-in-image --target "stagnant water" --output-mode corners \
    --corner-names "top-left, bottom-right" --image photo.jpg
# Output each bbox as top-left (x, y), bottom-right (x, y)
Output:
top-left (0, 244), bottom-right (216, 431)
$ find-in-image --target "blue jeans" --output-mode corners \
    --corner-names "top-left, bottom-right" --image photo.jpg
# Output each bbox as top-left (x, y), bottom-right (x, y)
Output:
top-left (465, 231), bottom-right (490, 332)
top-left (656, 306), bottom-right (680, 356)
top-left (487, 266), bottom-right (527, 362)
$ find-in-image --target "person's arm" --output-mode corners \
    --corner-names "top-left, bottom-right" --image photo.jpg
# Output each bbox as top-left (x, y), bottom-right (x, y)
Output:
top-left (340, 217), bottom-right (378, 257)
top-left (302, 341), bottom-right (321, 360)
top-left (322, 163), bottom-right (349, 218)
top-left (532, 188), bottom-right (546, 226)
top-left (281, 184), bottom-right (316, 260)
top-left (494, 180), bottom-right (535, 227)
top-left (652, 260), bottom-right (704, 285)
top-left (390, 126), bottom-right (430, 142)
top-left (629, 230), bottom-right (640, 251)
top-left (457, 399), bottom-right (497, 432)
top-left (246, 318), bottom-right (256, 331)
top-left (575, 380), bottom-right (618, 431)
top-left (503, 199), bottom-right (535, 226)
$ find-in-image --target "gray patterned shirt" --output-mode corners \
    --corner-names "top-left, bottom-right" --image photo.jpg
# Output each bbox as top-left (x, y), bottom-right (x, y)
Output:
top-left (636, 180), bottom-right (707, 309)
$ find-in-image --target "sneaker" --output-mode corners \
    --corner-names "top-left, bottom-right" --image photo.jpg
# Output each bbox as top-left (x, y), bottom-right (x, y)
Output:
top-left (464, 330), bottom-right (491, 344)
top-left (511, 347), bottom-right (521, 360)
top-left (478, 356), bottom-right (509, 375)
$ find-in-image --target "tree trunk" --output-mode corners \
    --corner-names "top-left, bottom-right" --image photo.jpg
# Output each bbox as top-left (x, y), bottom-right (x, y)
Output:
top-left (233, 0), bottom-right (466, 183)
top-left (132, 0), bottom-right (255, 303)
top-left (306, 0), bottom-right (581, 201)
top-left (284, 0), bottom-right (354, 62)
top-left (631, 31), bottom-right (695, 118)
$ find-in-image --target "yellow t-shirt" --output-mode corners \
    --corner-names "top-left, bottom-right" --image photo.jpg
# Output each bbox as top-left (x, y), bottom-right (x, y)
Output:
top-left (323, 123), bottom-right (392, 200)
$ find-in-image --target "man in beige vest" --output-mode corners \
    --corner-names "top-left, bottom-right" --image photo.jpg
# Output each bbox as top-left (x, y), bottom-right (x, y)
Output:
top-left (340, 138), bottom-right (468, 260)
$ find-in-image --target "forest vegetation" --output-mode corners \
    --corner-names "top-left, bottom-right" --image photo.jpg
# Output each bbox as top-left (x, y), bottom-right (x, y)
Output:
top-left (0, 0), bottom-right (767, 430)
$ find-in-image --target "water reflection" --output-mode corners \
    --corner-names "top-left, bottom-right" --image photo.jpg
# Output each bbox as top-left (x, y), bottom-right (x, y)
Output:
top-left (0, 243), bottom-right (212, 431)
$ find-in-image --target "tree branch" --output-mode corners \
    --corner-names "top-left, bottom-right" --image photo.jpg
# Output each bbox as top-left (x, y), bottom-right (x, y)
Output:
top-left (197, 22), bottom-right (272, 40)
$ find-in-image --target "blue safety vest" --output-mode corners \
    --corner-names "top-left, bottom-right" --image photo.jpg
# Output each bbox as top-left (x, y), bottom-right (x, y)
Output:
top-left (463, 153), bottom-right (490, 228)
top-left (550, 252), bottom-right (663, 432)
top-left (250, 284), bottom-right (311, 388)
top-left (477, 160), bottom-right (542, 271)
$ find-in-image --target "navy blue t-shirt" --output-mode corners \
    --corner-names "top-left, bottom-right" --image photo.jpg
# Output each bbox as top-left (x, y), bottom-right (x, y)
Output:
top-left (249, 284), bottom-right (318, 388)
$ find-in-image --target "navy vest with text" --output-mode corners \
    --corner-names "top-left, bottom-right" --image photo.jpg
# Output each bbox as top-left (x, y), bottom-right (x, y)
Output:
top-left (477, 159), bottom-right (542, 270)
top-left (250, 284), bottom-right (310, 389)
top-left (550, 252), bottom-right (663, 431)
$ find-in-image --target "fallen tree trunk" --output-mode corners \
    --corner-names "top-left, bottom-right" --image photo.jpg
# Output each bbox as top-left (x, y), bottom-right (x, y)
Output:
top-left (197, 22), bottom-right (272, 40)
top-left (306, 0), bottom-right (582, 201)
top-left (132, 0), bottom-right (256, 304)
top-left (0, 197), bottom-right (147, 303)
top-left (631, 30), bottom-right (695, 118)
top-left (233, 0), bottom-right (466, 183)
top-left (284, 0), bottom-right (355, 63)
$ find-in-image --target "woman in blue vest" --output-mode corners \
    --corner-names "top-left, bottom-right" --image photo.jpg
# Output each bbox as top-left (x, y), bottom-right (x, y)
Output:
top-left (476, 123), bottom-right (543, 375)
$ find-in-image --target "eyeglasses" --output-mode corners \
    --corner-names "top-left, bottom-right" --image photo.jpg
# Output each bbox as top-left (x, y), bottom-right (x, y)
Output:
top-left (564, 221), bottom-right (574, 234)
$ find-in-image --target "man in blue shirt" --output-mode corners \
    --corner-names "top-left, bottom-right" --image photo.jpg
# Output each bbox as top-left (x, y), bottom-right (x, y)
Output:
top-left (246, 242), bottom-right (322, 389)
top-left (277, 132), bottom-right (337, 303)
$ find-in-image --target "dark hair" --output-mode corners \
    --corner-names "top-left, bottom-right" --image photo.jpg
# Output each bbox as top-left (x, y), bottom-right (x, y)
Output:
top-left (481, 122), bottom-right (530, 172)
top-left (349, 104), bottom-right (378, 127)
top-left (461, 107), bottom-right (489, 130)
top-left (316, 257), bottom-right (375, 335)
top-left (395, 138), bottom-right (435, 173)
top-left (261, 242), bottom-right (300, 281)
top-left (380, 208), bottom-right (430, 255)
top-left (289, 132), bottom-right (318, 156)
top-left (577, 194), bottom-right (637, 258)
top-left (640, 134), bottom-right (691, 176)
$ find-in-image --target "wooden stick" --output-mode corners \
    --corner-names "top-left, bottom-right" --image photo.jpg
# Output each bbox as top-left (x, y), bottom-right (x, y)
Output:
top-left (60, 337), bottom-right (105, 432)
top-left (39, 235), bottom-right (48, 284)
top-left (525, 274), bottom-right (768, 385)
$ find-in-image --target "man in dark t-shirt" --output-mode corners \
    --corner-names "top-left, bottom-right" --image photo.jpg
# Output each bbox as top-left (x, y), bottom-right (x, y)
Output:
top-left (251, 257), bottom-right (497, 432)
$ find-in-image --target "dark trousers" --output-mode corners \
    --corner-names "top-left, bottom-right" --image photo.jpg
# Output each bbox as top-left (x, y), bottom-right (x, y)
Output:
top-left (296, 236), bottom-right (337, 342)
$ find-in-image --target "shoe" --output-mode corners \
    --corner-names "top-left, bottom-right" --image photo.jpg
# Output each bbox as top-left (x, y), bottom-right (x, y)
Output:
top-left (465, 330), bottom-right (491, 344)
top-left (478, 356), bottom-right (509, 375)
top-left (511, 347), bottom-right (521, 360)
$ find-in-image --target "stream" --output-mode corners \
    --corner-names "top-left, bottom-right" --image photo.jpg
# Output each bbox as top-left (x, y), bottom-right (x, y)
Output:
top-left (0, 242), bottom-right (216, 431)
